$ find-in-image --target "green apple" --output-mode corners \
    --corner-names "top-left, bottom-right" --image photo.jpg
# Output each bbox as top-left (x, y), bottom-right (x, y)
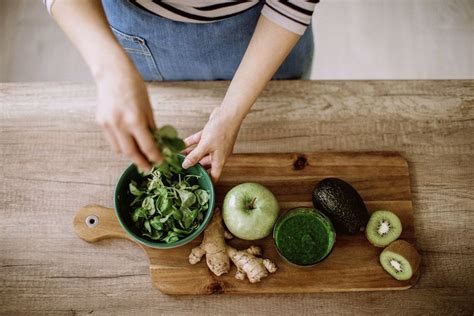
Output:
top-left (222, 182), bottom-right (280, 240)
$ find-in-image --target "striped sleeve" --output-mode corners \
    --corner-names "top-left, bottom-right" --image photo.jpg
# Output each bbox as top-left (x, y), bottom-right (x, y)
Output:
top-left (43, 0), bottom-right (56, 14)
top-left (261, 0), bottom-right (318, 35)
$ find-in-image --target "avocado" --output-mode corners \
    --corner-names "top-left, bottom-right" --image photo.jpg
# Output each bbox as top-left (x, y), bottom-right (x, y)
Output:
top-left (312, 178), bottom-right (369, 234)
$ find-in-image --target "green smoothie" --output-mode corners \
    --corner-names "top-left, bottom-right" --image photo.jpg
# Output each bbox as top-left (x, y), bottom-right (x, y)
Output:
top-left (273, 207), bottom-right (336, 266)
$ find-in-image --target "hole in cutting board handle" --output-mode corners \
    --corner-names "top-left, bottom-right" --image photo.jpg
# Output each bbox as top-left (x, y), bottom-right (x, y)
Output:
top-left (74, 205), bottom-right (129, 243)
top-left (85, 215), bottom-right (99, 228)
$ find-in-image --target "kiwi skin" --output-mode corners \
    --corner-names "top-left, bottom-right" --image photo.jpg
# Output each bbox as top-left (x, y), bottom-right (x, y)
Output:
top-left (366, 210), bottom-right (402, 247)
top-left (380, 240), bottom-right (421, 281)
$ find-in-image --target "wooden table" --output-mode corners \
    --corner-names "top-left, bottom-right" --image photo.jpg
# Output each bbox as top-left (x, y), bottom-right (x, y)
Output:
top-left (1, 81), bottom-right (473, 315)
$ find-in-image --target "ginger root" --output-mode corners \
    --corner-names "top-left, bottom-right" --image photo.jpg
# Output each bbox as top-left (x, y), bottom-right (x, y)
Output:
top-left (227, 245), bottom-right (277, 283)
top-left (188, 208), bottom-right (277, 283)
top-left (189, 208), bottom-right (232, 276)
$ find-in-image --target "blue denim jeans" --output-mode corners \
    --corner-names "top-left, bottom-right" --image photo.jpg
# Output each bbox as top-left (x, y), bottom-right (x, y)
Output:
top-left (102, 0), bottom-right (314, 81)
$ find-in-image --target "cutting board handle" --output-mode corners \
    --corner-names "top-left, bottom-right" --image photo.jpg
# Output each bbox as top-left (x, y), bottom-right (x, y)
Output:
top-left (73, 204), bottom-right (129, 242)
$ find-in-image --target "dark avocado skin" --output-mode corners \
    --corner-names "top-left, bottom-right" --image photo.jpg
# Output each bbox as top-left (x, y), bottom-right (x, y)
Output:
top-left (312, 178), bottom-right (369, 234)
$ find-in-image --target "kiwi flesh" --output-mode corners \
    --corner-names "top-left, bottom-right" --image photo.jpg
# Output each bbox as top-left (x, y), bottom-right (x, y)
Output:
top-left (379, 240), bottom-right (421, 281)
top-left (366, 210), bottom-right (402, 247)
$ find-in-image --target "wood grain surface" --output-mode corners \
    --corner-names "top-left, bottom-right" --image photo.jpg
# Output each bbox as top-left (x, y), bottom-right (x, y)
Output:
top-left (1, 81), bottom-right (473, 313)
top-left (73, 152), bottom-right (417, 295)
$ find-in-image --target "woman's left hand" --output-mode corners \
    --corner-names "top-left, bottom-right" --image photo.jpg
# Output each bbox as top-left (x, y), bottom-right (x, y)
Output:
top-left (182, 107), bottom-right (242, 183)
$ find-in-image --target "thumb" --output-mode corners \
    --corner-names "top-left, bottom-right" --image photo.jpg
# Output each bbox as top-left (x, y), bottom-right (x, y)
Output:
top-left (182, 143), bottom-right (207, 169)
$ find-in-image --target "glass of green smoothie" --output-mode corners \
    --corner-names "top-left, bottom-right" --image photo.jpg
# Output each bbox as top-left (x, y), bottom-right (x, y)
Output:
top-left (273, 207), bottom-right (336, 267)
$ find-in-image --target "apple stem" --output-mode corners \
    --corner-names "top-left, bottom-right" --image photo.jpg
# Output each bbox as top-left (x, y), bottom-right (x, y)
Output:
top-left (246, 197), bottom-right (257, 210)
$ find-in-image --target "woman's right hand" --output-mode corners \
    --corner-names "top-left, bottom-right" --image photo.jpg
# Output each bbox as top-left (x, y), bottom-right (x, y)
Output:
top-left (95, 64), bottom-right (162, 171)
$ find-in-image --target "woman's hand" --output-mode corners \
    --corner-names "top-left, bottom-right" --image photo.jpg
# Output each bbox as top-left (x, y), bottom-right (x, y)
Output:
top-left (51, 0), bottom-right (161, 172)
top-left (95, 65), bottom-right (162, 171)
top-left (182, 107), bottom-right (242, 183)
top-left (180, 17), bottom-right (301, 182)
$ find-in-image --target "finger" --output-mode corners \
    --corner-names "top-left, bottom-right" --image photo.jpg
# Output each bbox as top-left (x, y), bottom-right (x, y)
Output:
top-left (114, 127), bottom-right (151, 171)
top-left (142, 94), bottom-right (156, 130)
top-left (181, 146), bottom-right (195, 155)
top-left (132, 125), bottom-right (162, 164)
top-left (199, 155), bottom-right (212, 168)
top-left (182, 143), bottom-right (208, 169)
top-left (147, 111), bottom-right (157, 130)
top-left (103, 125), bottom-right (120, 154)
top-left (181, 131), bottom-right (202, 154)
top-left (184, 131), bottom-right (202, 148)
top-left (210, 152), bottom-right (225, 183)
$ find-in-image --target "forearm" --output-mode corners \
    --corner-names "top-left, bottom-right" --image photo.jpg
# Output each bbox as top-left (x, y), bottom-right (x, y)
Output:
top-left (51, 0), bottom-right (135, 82)
top-left (51, 0), bottom-right (160, 170)
top-left (221, 15), bottom-right (300, 123)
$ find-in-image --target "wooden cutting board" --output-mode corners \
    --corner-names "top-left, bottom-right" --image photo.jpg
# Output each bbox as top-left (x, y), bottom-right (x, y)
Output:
top-left (73, 152), bottom-right (419, 295)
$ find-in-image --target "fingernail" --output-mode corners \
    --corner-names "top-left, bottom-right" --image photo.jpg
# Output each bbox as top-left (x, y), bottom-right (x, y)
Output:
top-left (182, 160), bottom-right (190, 169)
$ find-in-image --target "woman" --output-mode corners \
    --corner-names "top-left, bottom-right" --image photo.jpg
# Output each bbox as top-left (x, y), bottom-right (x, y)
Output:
top-left (46, 0), bottom-right (317, 182)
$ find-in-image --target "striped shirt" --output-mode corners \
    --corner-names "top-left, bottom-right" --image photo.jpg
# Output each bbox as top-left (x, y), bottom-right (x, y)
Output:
top-left (44, 1), bottom-right (318, 35)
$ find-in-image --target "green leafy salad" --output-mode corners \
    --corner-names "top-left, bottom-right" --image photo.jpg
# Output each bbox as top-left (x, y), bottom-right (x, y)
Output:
top-left (128, 125), bottom-right (210, 243)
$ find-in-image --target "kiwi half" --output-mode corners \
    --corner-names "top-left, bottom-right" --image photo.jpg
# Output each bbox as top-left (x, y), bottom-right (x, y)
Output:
top-left (366, 210), bottom-right (402, 247)
top-left (380, 240), bottom-right (421, 281)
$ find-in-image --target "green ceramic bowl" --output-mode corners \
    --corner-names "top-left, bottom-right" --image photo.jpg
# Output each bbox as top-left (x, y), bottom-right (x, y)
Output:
top-left (114, 154), bottom-right (215, 249)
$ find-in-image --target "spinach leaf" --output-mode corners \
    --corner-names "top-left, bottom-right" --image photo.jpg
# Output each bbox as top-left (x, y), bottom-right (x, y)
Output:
top-left (172, 207), bottom-right (183, 221)
top-left (157, 125), bottom-right (178, 139)
top-left (159, 212), bottom-right (173, 224)
top-left (182, 208), bottom-right (198, 229)
top-left (178, 189), bottom-right (196, 210)
top-left (156, 190), bottom-right (172, 215)
top-left (142, 196), bottom-right (156, 216)
top-left (143, 220), bottom-right (152, 234)
top-left (162, 137), bottom-right (186, 153)
top-left (150, 216), bottom-right (164, 231)
top-left (195, 189), bottom-right (209, 206)
top-left (129, 181), bottom-right (144, 196)
top-left (163, 231), bottom-right (180, 243)
top-left (132, 207), bottom-right (147, 222)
